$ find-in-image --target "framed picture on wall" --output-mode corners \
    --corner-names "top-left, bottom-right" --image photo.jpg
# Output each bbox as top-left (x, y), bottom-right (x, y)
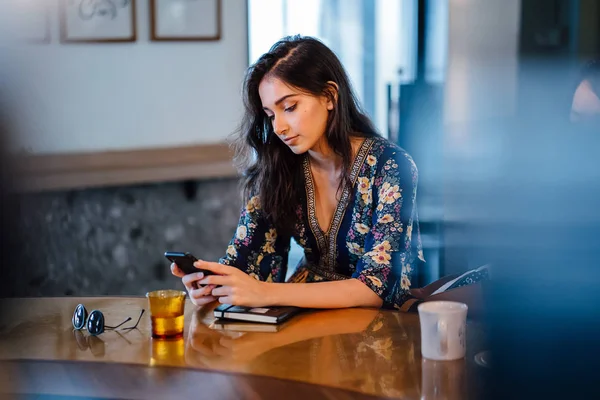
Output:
top-left (2, 0), bottom-right (51, 44)
top-left (150, 0), bottom-right (221, 42)
top-left (60, 0), bottom-right (137, 43)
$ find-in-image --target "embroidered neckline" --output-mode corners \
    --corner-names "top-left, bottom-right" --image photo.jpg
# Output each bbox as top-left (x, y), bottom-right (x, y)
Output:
top-left (303, 137), bottom-right (375, 269)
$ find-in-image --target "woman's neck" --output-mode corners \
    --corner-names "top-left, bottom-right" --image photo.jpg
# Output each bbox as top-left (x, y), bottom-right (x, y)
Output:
top-left (308, 136), bottom-right (364, 173)
top-left (308, 138), bottom-right (339, 172)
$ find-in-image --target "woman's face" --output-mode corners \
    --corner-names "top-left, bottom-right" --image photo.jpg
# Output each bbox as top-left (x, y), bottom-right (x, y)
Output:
top-left (258, 76), bottom-right (334, 154)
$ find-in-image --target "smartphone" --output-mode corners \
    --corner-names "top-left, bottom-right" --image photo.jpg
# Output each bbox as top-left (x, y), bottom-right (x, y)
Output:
top-left (164, 251), bottom-right (213, 276)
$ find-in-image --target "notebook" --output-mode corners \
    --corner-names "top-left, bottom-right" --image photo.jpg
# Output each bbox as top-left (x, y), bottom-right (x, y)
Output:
top-left (213, 304), bottom-right (301, 324)
top-left (209, 320), bottom-right (283, 333)
top-left (431, 265), bottom-right (490, 295)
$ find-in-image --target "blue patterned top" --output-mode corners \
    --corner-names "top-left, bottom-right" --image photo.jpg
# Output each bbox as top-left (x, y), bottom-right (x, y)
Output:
top-left (219, 136), bottom-right (425, 309)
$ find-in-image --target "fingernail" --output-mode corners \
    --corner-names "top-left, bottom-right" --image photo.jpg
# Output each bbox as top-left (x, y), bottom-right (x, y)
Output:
top-left (197, 272), bottom-right (204, 279)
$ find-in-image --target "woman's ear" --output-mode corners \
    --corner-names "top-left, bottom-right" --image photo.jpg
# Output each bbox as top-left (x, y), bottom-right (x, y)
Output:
top-left (325, 81), bottom-right (339, 110)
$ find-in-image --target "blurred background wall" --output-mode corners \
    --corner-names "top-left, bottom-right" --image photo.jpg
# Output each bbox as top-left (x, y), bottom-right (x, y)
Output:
top-left (1, 0), bottom-right (598, 298)
top-left (1, 0), bottom-right (247, 154)
top-left (0, 0), bottom-right (249, 296)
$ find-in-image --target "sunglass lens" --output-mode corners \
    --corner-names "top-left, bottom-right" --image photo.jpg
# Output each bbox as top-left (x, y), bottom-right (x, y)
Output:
top-left (72, 304), bottom-right (88, 330)
top-left (87, 310), bottom-right (105, 336)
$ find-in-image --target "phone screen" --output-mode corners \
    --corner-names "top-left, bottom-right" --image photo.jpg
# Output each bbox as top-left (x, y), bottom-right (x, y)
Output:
top-left (164, 251), bottom-right (203, 275)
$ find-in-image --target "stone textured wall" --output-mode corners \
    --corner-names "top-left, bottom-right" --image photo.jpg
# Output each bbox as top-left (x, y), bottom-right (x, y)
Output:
top-left (10, 178), bottom-right (243, 297)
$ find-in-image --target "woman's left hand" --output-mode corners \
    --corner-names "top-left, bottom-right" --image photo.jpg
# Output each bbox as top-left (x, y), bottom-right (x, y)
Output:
top-left (194, 260), bottom-right (270, 307)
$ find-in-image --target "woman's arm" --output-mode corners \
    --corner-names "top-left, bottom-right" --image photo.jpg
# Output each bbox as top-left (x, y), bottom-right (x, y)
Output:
top-left (194, 261), bottom-right (382, 308)
top-left (218, 195), bottom-right (291, 283)
top-left (350, 148), bottom-right (423, 309)
top-left (266, 278), bottom-right (383, 308)
top-left (174, 195), bottom-right (291, 307)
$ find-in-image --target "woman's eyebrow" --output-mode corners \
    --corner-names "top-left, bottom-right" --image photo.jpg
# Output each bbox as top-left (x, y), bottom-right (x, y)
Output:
top-left (263, 94), bottom-right (298, 111)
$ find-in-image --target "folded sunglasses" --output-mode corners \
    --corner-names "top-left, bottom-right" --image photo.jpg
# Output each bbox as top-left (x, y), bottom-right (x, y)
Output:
top-left (72, 303), bottom-right (145, 336)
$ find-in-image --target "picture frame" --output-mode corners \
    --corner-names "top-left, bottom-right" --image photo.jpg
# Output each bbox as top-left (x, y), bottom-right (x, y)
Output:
top-left (150, 0), bottom-right (221, 42)
top-left (60, 0), bottom-right (137, 43)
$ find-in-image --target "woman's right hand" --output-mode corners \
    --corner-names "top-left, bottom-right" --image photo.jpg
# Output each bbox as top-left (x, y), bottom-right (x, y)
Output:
top-left (170, 263), bottom-right (218, 307)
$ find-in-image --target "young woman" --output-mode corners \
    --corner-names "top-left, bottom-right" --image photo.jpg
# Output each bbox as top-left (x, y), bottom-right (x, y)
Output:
top-left (171, 36), bottom-right (425, 310)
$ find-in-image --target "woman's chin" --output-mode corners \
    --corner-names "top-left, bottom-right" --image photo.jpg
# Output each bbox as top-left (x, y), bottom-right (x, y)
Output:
top-left (287, 144), bottom-right (307, 155)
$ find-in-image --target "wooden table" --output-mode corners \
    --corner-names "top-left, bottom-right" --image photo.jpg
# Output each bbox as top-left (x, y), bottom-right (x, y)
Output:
top-left (0, 297), bottom-right (488, 399)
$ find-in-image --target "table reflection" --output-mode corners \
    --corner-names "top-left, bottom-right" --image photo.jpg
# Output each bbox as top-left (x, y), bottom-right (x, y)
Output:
top-left (184, 307), bottom-right (421, 398)
top-left (0, 298), bottom-right (480, 399)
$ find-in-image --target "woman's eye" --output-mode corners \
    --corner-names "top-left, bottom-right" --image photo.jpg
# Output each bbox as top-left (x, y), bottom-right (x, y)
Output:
top-left (284, 104), bottom-right (297, 112)
top-left (268, 115), bottom-right (275, 121)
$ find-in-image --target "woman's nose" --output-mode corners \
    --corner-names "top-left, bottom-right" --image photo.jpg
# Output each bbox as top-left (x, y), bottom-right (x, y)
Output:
top-left (273, 117), bottom-right (288, 136)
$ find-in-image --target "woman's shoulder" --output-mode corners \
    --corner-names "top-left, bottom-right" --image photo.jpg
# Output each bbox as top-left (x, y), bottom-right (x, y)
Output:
top-left (366, 136), bottom-right (417, 173)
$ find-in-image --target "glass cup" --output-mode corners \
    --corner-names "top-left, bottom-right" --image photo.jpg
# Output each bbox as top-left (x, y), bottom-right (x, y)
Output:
top-left (146, 290), bottom-right (187, 339)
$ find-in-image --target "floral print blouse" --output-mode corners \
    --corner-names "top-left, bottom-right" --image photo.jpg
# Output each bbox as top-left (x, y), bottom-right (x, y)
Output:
top-left (219, 136), bottom-right (425, 310)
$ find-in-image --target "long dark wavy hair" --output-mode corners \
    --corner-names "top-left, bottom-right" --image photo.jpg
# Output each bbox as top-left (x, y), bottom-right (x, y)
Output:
top-left (233, 35), bottom-right (379, 234)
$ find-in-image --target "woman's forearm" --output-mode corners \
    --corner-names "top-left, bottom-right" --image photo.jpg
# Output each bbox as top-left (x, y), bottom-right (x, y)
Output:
top-left (264, 278), bottom-right (383, 308)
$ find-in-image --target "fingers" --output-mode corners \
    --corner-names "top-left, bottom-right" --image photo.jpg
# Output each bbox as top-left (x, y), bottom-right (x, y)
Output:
top-left (189, 284), bottom-right (216, 300)
top-left (171, 263), bottom-right (185, 278)
top-left (194, 260), bottom-right (232, 275)
top-left (182, 271), bottom-right (205, 289)
top-left (218, 296), bottom-right (235, 305)
top-left (198, 275), bottom-right (232, 287)
top-left (191, 296), bottom-right (218, 307)
top-left (189, 284), bottom-right (218, 307)
top-left (211, 285), bottom-right (232, 297)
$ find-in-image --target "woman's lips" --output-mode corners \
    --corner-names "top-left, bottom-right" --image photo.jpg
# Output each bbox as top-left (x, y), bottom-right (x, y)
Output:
top-left (284, 135), bottom-right (299, 144)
